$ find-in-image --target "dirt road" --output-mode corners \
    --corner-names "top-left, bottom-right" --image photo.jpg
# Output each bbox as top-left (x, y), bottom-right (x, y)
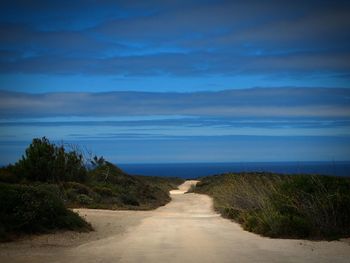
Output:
top-left (1, 180), bottom-right (349, 263)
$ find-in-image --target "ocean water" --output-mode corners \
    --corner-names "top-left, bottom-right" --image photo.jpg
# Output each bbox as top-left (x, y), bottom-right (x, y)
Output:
top-left (119, 161), bottom-right (350, 179)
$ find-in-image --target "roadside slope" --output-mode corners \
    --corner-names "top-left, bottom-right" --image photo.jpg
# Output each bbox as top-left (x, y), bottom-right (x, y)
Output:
top-left (1, 180), bottom-right (349, 263)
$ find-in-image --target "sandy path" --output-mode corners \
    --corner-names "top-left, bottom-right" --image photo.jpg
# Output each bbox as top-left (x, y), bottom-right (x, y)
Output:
top-left (1, 180), bottom-right (349, 263)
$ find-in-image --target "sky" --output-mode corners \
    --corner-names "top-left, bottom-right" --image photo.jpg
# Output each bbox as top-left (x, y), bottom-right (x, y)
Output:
top-left (0, 0), bottom-right (350, 164)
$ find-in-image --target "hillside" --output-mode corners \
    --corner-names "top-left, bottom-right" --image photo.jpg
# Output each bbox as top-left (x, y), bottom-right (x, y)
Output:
top-left (0, 137), bottom-right (183, 241)
top-left (192, 172), bottom-right (350, 240)
top-left (65, 161), bottom-right (183, 210)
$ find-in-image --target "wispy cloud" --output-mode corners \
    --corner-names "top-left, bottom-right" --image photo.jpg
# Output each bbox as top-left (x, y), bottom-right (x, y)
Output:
top-left (1, 88), bottom-right (349, 148)
top-left (0, 1), bottom-right (349, 83)
top-left (1, 1), bottom-right (350, 163)
top-left (1, 88), bottom-right (349, 119)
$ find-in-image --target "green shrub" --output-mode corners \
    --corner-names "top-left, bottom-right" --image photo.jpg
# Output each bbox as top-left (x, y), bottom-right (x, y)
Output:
top-left (93, 186), bottom-right (114, 197)
top-left (0, 183), bottom-right (91, 241)
top-left (64, 182), bottom-right (92, 195)
top-left (77, 194), bottom-right (94, 205)
top-left (87, 163), bottom-right (181, 209)
top-left (121, 194), bottom-right (140, 206)
top-left (88, 162), bottom-right (124, 184)
top-left (63, 182), bottom-right (103, 206)
top-left (65, 188), bottom-right (78, 201)
top-left (195, 173), bottom-right (350, 239)
top-left (76, 194), bottom-right (94, 205)
top-left (242, 211), bottom-right (311, 238)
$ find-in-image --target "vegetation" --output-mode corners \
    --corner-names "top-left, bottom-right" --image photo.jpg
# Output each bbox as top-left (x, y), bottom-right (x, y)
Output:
top-left (0, 137), bottom-right (183, 241)
top-left (13, 137), bottom-right (87, 183)
top-left (135, 175), bottom-right (184, 195)
top-left (193, 172), bottom-right (350, 240)
top-left (64, 162), bottom-right (183, 210)
top-left (0, 183), bottom-right (92, 241)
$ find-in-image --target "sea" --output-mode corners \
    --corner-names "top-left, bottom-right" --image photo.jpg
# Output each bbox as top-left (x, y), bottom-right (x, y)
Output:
top-left (119, 161), bottom-right (350, 179)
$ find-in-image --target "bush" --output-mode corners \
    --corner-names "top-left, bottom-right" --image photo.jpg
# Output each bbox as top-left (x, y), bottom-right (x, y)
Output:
top-left (88, 162), bottom-right (125, 184)
top-left (121, 194), bottom-right (140, 206)
top-left (65, 188), bottom-right (78, 201)
top-left (93, 186), bottom-right (114, 197)
top-left (87, 163), bottom-right (181, 209)
top-left (64, 182), bottom-right (92, 195)
top-left (14, 137), bottom-right (87, 183)
top-left (76, 194), bottom-right (94, 205)
top-left (62, 182), bottom-right (104, 206)
top-left (0, 166), bottom-right (19, 183)
top-left (0, 183), bottom-right (91, 241)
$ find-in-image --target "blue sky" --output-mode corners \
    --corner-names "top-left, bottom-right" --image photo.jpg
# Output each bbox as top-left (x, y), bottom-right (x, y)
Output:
top-left (0, 0), bottom-right (350, 164)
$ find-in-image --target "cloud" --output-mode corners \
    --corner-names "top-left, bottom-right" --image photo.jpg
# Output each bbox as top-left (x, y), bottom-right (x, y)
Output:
top-left (1, 88), bottom-right (349, 119)
top-left (0, 1), bottom-right (349, 78)
top-left (1, 85), bottom-right (349, 163)
top-left (1, 50), bottom-right (350, 77)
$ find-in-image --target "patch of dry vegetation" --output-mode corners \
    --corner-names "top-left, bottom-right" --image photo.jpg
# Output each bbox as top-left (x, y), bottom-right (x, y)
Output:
top-left (195, 173), bottom-right (350, 239)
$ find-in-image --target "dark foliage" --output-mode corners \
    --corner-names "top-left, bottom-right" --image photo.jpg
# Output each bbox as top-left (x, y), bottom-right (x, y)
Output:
top-left (63, 162), bottom-right (184, 210)
top-left (13, 137), bottom-right (87, 183)
top-left (0, 183), bottom-right (91, 241)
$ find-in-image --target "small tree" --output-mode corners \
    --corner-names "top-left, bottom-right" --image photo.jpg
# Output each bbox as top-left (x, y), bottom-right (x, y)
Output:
top-left (15, 137), bottom-right (87, 183)
top-left (64, 150), bottom-right (87, 182)
top-left (16, 137), bottom-right (56, 182)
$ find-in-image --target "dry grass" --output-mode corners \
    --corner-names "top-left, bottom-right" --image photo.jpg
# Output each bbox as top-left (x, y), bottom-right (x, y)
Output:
top-left (195, 173), bottom-right (350, 239)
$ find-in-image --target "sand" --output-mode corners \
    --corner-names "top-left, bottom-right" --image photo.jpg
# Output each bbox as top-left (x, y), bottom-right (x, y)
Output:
top-left (0, 180), bottom-right (349, 263)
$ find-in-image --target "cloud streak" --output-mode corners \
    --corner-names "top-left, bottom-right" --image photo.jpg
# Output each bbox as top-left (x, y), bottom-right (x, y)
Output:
top-left (1, 88), bottom-right (349, 119)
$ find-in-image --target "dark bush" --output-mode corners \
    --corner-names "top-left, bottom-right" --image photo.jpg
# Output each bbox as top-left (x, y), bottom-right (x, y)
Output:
top-left (0, 166), bottom-right (19, 183)
top-left (14, 137), bottom-right (87, 183)
top-left (87, 163), bottom-right (180, 209)
top-left (88, 162), bottom-right (125, 184)
top-left (0, 183), bottom-right (91, 241)
top-left (121, 194), bottom-right (140, 206)
top-left (93, 186), bottom-right (114, 197)
top-left (64, 182), bottom-right (92, 195)
top-left (76, 194), bottom-right (94, 205)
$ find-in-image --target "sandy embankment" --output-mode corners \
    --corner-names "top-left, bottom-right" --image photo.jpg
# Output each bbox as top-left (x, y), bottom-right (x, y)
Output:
top-left (0, 180), bottom-right (349, 263)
